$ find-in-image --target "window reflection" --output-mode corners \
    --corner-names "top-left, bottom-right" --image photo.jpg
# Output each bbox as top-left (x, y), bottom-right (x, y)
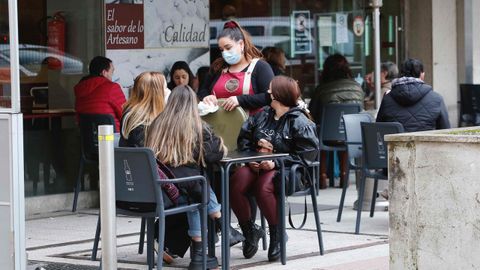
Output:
top-left (0, 0), bottom-right (11, 108)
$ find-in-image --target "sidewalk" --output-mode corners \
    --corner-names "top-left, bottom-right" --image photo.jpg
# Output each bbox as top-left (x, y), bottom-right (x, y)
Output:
top-left (26, 186), bottom-right (389, 270)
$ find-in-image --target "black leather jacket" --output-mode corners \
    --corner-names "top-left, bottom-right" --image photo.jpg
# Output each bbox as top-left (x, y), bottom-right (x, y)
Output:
top-left (237, 107), bottom-right (319, 163)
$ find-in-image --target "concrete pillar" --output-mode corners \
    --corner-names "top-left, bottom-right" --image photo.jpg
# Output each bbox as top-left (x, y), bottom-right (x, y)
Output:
top-left (473, 0), bottom-right (480, 83)
top-left (405, 0), bottom-right (458, 127)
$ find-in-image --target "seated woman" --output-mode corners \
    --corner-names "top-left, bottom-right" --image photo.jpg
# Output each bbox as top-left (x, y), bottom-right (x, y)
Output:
top-left (120, 71), bottom-right (170, 147)
top-left (167, 61), bottom-right (195, 90)
top-left (146, 85), bottom-right (226, 270)
top-left (119, 71), bottom-right (182, 263)
top-left (230, 75), bottom-right (319, 262)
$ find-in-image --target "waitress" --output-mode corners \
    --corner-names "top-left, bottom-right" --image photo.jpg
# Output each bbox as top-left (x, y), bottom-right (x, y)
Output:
top-left (198, 20), bottom-right (274, 114)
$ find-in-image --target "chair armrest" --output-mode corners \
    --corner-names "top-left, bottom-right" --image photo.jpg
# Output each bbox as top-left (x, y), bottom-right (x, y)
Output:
top-left (155, 175), bottom-right (208, 205)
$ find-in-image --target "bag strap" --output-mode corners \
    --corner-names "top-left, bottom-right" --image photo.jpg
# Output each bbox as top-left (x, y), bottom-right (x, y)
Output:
top-left (243, 58), bottom-right (259, 95)
top-left (288, 196), bottom-right (308, 229)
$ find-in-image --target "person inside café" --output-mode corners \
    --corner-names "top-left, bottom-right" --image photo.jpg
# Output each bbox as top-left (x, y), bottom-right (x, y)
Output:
top-left (74, 56), bottom-right (126, 131)
top-left (230, 75), bottom-right (319, 262)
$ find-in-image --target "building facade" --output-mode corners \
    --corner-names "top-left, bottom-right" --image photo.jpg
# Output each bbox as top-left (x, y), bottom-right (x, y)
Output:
top-left (0, 0), bottom-right (479, 268)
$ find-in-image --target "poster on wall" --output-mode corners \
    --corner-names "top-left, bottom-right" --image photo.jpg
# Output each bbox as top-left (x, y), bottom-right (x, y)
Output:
top-left (291, 10), bottom-right (312, 55)
top-left (144, 0), bottom-right (209, 48)
top-left (318, 16), bottom-right (333, 47)
top-left (105, 0), bottom-right (210, 93)
top-left (336, 13), bottom-right (349, 44)
top-left (105, 3), bottom-right (144, 49)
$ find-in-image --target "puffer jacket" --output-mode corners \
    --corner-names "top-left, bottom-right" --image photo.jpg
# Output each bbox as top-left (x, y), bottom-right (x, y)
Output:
top-left (237, 107), bottom-right (319, 163)
top-left (376, 77), bottom-right (450, 132)
top-left (308, 78), bottom-right (364, 123)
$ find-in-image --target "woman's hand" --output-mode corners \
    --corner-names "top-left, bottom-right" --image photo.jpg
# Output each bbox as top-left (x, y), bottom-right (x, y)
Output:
top-left (203, 95), bottom-right (218, 106)
top-left (222, 96), bottom-right (239, 111)
top-left (248, 162), bottom-right (260, 173)
top-left (259, 160), bottom-right (275, 170)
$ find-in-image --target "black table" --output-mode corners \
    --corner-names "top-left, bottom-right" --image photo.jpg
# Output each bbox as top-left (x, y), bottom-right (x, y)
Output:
top-left (216, 151), bottom-right (289, 269)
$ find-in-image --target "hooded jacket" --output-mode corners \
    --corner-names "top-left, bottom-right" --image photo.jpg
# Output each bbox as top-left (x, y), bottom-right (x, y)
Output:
top-left (74, 76), bottom-right (126, 131)
top-left (376, 77), bottom-right (450, 132)
top-left (238, 106), bottom-right (319, 163)
top-left (308, 78), bottom-right (364, 124)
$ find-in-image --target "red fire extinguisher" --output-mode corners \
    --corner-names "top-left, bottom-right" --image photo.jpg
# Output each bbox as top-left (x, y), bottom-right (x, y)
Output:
top-left (47, 12), bottom-right (66, 69)
top-left (48, 12), bottom-right (65, 52)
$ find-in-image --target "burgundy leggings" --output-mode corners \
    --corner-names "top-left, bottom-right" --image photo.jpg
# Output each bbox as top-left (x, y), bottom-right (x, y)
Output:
top-left (230, 166), bottom-right (278, 225)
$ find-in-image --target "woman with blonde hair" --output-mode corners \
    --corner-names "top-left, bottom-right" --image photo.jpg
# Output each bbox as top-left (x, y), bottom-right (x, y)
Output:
top-left (146, 85), bottom-right (226, 270)
top-left (119, 71), bottom-right (170, 147)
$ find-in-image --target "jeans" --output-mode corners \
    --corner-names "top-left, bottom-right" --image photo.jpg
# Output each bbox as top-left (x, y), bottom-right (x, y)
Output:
top-left (178, 186), bottom-right (221, 238)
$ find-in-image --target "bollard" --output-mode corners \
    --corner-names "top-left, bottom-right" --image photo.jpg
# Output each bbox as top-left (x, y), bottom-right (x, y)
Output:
top-left (98, 125), bottom-right (117, 269)
top-left (370, 0), bottom-right (383, 109)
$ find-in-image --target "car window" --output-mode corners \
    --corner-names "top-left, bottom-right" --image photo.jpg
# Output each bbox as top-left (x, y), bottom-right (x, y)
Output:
top-left (243, 26), bottom-right (264, 36)
top-left (272, 26), bottom-right (290, 36)
top-left (210, 27), bottom-right (217, 40)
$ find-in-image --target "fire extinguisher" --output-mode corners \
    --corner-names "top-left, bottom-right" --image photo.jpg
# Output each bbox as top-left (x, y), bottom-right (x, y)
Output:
top-left (47, 12), bottom-right (66, 69)
top-left (47, 12), bottom-right (65, 52)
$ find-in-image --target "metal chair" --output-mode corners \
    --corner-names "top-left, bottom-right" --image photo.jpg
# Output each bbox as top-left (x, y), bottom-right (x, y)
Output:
top-left (459, 84), bottom-right (480, 126)
top-left (355, 122), bottom-right (404, 234)
top-left (72, 113), bottom-right (116, 212)
top-left (285, 150), bottom-right (324, 256)
top-left (337, 113), bottom-right (374, 222)
top-left (91, 147), bottom-right (208, 270)
top-left (316, 104), bottom-right (362, 188)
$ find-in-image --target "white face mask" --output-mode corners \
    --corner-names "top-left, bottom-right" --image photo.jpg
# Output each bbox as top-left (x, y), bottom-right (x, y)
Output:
top-left (222, 48), bottom-right (242, 65)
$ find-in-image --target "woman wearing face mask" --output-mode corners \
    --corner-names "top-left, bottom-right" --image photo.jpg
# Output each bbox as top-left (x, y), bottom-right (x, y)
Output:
top-left (167, 61), bottom-right (195, 90)
top-left (198, 20), bottom-right (274, 114)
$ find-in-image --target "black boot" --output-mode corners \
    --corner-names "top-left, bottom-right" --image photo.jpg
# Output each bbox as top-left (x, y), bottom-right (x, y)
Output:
top-left (267, 225), bottom-right (281, 262)
top-left (188, 240), bottom-right (218, 270)
top-left (239, 220), bottom-right (265, 259)
top-left (214, 218), bottom-right (246, 247)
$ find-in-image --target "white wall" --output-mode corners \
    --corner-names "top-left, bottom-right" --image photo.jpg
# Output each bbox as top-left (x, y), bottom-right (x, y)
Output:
top-left (473, 0), bottom-right (480, 83)
top-left (432, 0), bottom-right (458, 127)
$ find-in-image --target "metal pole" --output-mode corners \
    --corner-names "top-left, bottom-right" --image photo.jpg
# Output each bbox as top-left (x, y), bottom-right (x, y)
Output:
top-left (98, 125), bottom-right (117, 269)
top-left (371, 0), bottom-right (383, 109)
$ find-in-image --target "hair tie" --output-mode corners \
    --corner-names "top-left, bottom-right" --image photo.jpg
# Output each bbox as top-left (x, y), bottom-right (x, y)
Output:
top-left (223, 21), bottom-right (238, 29)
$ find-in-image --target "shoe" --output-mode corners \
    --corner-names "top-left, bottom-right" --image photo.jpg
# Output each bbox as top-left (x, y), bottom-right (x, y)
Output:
top-left (380, 189), bottom-right (389, 200)
top-left (154, 240), bottom-right (174, 264)
top-left (188, 240), bottom-right (218, 270)
top-left (214, 218), bottom-right (245, 247)
top-left (239, 220), bottom-right (266, 259)
top-left (267, 225), bottom-right (280, 262)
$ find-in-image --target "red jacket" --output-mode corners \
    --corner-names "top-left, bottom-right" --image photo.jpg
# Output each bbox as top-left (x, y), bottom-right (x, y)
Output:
top-left (74, 76), bottom-right (126, 131)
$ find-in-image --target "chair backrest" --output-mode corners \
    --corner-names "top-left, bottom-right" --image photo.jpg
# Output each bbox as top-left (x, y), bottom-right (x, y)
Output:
top-left (361, 122), bottom-right (404, 170)
top-left (343, 113), bottom-right (374, 160)
top-left (114, 147), bottom-right (159, 211)
top-left (201, 100), bottom-right (248, 151)
top-left (78, 113), bottom-right (116, 161)
top-left (320, 103), bottom-right (362, 142)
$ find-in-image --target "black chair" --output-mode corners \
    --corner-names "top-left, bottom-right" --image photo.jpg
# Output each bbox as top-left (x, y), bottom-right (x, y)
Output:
top-left (72, 113), bottom-right (116, 212)
top-left (337, 113), bottom-right (374, 222)
top-left (355, 122), bottom-right (404, 234)
top-left (317, 103), bottom-right (362, 188)
top-left (285, 150), bottom-right (324, 255)
top-left (257, 150), bottom-right (325, 258)
top-left (91, 147), bottom-right (208, 270)
top-left (459, 84), bottom-right (480, 126)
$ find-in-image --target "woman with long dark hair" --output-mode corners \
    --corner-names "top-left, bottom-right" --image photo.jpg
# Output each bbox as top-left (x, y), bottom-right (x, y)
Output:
top-left (198, 20), bottom-right (274, 114)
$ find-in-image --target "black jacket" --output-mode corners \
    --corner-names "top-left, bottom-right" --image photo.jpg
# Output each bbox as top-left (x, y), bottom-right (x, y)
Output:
top-left (238, 107), bottom-right (319, 163)
top-left (376, 77), bottom-right (450, 132)
top-left (197, 60), bottom-right (274, 110)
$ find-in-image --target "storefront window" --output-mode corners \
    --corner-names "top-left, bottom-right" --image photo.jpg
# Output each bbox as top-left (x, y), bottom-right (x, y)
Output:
top-left (210, 0), bottom-right (402, 99)
top-left (18, 0), bottom-right (104, 197)
top-left (0, 0), bottom-right (12, 109)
